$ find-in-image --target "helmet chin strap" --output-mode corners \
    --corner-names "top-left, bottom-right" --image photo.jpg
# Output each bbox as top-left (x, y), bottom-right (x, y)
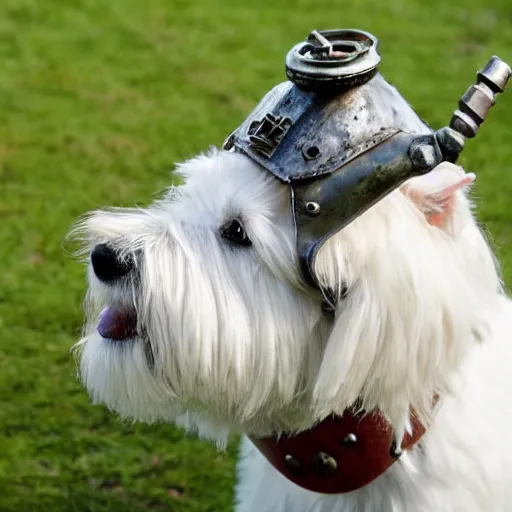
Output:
top-left (320, 285), bottom-right (348, 317)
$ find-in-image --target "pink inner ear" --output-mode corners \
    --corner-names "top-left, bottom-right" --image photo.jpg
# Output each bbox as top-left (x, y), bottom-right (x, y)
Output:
top-left (424, 174), bottom-right (475, 227)
top-left (403, 171), bottom-right (475, 228)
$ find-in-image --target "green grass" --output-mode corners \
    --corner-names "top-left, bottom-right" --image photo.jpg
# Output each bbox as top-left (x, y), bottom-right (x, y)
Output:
top-left (1, 0), bottom-right (512, 510)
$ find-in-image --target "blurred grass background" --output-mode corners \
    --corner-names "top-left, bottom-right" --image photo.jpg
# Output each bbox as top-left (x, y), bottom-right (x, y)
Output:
top-left (0, 0), bottom-right (511, 510)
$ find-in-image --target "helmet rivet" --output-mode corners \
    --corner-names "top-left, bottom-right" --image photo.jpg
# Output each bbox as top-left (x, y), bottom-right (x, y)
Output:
top-left (303, 144), bottom-right (321, 160)
top-left (305, 201), bottom-right (321, 216)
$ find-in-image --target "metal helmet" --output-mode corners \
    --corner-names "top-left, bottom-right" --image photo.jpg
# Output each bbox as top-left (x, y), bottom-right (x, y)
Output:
top-left (223, 29), bottom-right (511, 290)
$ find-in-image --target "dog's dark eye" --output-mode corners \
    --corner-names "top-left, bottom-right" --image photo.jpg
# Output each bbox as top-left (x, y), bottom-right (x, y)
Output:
top-left (220, 219), bottom-right (252, 247)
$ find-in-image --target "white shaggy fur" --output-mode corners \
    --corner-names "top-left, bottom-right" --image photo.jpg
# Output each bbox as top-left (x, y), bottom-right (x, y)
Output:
top-left (72, 149), bottom-right (512, 511)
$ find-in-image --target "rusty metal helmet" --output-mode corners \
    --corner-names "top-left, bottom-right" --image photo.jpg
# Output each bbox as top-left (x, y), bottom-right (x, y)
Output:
top-left (223, 29), bottom-right (511, 290)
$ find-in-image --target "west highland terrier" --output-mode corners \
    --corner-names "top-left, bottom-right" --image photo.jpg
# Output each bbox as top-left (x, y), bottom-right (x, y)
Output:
top-left (71, 30), bottom-right (512, 511)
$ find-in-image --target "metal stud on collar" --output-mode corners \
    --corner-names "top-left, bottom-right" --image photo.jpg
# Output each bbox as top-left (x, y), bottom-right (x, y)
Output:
top-left (310, 451), bottom-right (338, 476)
top-left (343, 433), bottom-right (358, 446)
top-left (389, 441), bottom-right (403, 459)
top-left (284, 454), bottom-right (302, 476)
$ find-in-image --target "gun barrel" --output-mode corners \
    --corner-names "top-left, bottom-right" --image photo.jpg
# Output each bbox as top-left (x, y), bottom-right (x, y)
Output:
top-left (436, 56), bottom-right (511, 162)
top-left (450, 56), bottom-right (511, 139)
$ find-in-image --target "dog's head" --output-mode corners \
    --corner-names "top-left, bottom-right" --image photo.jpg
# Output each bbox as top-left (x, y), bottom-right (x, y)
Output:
top-left (70, 147), bottom-right (502, 444)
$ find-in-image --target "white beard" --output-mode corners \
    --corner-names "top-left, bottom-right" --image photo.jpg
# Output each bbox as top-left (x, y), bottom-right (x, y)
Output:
top-left (71, 149), bottom-right (512, 511)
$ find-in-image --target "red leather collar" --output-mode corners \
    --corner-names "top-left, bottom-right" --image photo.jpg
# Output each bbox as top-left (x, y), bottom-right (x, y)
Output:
top-left (250, 407), bottom-right (428, 494)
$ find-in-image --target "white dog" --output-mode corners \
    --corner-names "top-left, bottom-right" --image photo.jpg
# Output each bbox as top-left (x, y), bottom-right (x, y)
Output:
top-left (72, 148), bottom-right (512, 511)
top-left (71, 34), bottom-right (512, 511)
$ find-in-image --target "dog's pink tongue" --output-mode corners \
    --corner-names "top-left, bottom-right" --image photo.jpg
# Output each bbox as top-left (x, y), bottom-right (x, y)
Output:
top-left (98, 306), bottom-right (137, 341)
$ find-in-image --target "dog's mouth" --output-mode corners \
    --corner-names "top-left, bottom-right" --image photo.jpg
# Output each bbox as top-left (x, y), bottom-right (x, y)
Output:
top-left (98, 305), bottom-right (138, 341)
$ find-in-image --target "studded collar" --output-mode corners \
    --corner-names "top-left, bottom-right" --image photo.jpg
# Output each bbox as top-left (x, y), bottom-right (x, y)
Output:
top-left (249, 405), bottom-right (431, 494)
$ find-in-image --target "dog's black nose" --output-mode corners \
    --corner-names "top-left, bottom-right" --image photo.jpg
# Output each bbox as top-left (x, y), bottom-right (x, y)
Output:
top-left (90, 243), bottom-right (133, 283)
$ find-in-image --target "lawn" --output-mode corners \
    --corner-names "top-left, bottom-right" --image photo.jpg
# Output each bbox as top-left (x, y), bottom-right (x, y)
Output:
top-left (1, 0), bottom-right (511, 510)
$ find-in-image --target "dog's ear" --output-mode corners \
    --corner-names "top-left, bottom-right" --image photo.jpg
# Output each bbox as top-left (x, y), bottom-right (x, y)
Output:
top-left (401, 162), bottom-right (476, 229)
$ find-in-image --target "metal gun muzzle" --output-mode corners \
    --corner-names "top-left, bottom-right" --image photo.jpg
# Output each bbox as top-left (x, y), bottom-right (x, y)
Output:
top-left (436, 56), bottom-right (511, 162)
